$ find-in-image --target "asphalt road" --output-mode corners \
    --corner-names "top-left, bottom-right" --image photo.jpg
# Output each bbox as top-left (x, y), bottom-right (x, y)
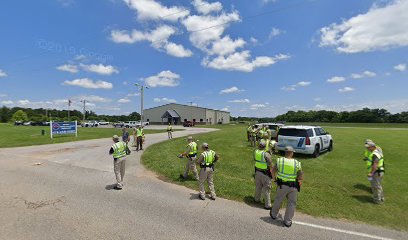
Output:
top-left (0, 128), bottom-right (406, 240)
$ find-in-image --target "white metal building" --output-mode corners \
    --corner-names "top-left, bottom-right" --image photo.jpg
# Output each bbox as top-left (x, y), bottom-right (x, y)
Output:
top-left (143, 103), bottom-right (230, 125)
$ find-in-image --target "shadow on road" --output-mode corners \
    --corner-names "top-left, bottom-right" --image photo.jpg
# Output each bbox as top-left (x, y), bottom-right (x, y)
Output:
top-left (105, 184), bottom-right (120, 190)
top-left (243, 196), bottom-right (265, 210)
top-left (189, 193), bottom-right (200, 200)
top-left (352, 195), bottom-right (372, 203)
top-left (353, 183), bottom-right (372, 193)
top-left (260, 216), bottom-right (284, 227)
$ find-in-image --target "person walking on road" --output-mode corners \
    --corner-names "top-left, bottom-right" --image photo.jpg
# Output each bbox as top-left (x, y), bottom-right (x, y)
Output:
top-left (365, 141), bottom-right (385, 204)
top-left (178, 136), bottom-right (199, 180)
top-left (122, 127), bottom-right (130, 144)
top-left (254, 140), bottom-right (273, 209)
top-left (270, 146), bottom-right (303, 228)
top-left (136, 125), bottom-right (144, 151)
top-left (167, 123), bottom-right (173, 139)
top-left (109, 135), bottom-right (129, 190)
top-left (196, 143), bottom-right (219, 200)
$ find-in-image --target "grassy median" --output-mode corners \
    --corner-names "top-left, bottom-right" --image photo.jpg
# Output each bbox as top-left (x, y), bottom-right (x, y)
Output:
top-left (0, 124), bottom-right (180, 148)
top-left (142, 124), bottom-right (408, 230)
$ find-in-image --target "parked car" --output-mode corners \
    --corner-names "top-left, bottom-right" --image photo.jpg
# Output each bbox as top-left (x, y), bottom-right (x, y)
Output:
top-left (81, 120), bottom-right (99, 127)
top-left (183, 121), bottom-right (194, 127)
top-left (23, 121), bottom-right (32, 126)
top-left (98, 120), bottom-right (110, 125)
top-left (276, 125), bottom-right (333, 158)
top-left (123, 121), bottom-right (139, 128)
top-left (14, 121), bottom-right (23, 126)
top-left (112, 122), bottom-right (125, 128)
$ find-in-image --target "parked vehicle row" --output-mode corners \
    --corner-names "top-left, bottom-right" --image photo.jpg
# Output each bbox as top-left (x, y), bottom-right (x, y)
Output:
top-left (253, 122), bottom-right (333, 158)
top-left (113, 121), bottom-right (150, 128)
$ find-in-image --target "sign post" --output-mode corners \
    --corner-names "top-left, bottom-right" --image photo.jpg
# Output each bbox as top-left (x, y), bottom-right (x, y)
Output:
top-left (50, 121), bottom-right (78, 139)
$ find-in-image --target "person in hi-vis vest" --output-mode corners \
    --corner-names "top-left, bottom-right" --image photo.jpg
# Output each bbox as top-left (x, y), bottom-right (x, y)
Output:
top-left (109, 135), bottom-right (129, 190)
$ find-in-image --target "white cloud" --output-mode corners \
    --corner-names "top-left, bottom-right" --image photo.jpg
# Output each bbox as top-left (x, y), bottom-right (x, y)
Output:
top-left (281, 86), bottom-right (296, 91)
top-left (219, 86), bottom-right (243, 94)
top-left (124, 0), bottom-right (189, 22)
top-left (17, 99), bottom-right (31, 105)
top-left (314, 97), bottom-right (321, 102)
top-left (74, 54), bottom-right (87, 61)
top-left (208, 36), bottom-right (246, 56)
top-left (62, 78), bottom-right (113, 89)
top-left (250, 37), bottom-right (258, 44)
top-left (351, 70), bottom-right (376, 79)
top-left (80, 63), bottom-right (119, 75)
top-left (73, 95), bottom-right (111, 103)
top-left (127, 93), bottom-right (140, 97)
top-left (192, 0), bottom-right (222, 15)
top-left (320, 0), bottom-right (408, 53)
top-left (1, 100), bottom-right (13, 105)
top-left (297, 81), bottom-right (311, 87)
top-left (181, 11), bottom-right (240, 50)
top-left (228, 99), bottom-right (250, 103)
top-left (250, 104), bottom-right (266, 108)
top-left (144, 70), bottom-right (181, 88)
top-left (220, 107), bottom-right (230, 111)
top-left (56, 64), bottom-right (78, 73)
top-left (338, 87), bottom-right (355, 93)
top-left (327, 76), bottom-right (346, 83)
top-left (153, 97), bottom-right (177, 103)
top-left (164, 42), bottom-right (193, 57)
top-left (0, 69), bottom-right (8, 77)
top-left (111, 25), bottom-right (192, 58)
top-left (118, 98), bottom-right (131, 103)
top-left (394, 63), bottom-right (406, 72)
top-left (269, 28), bottom-right (281, 39)
top-left (58, 0), bottom-right (74, 7)
top-left (0, 94), bottom-right (7, 97)
top-left (202, 51), bottom-right (290, 72)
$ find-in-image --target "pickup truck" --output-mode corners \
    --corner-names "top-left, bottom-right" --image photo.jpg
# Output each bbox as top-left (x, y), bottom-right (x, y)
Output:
top-left (81, 121), bottom-right (99, 127)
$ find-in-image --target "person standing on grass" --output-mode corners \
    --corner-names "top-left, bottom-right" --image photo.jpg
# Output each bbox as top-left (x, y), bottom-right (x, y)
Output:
top-left (246, 124), bottom-right (252, 142)
top-left (136, 125), bottom-right (144, 151)
top-left (250, 126), bottom-right (257, 147)
top-left (196, 143), bottom-right (219, 200)
top-left (270, 146), bottom-right (303, 228)
top-left (365, 141), bottom-right (385, 204)
top-left (178, 136), bottom-right (199, 180)
top-left (109, 135), bottom-right (129, 190)
top-left (167, 123), bottom-right (173, 139)
top-left (254, 140), bottom-right (273, 210)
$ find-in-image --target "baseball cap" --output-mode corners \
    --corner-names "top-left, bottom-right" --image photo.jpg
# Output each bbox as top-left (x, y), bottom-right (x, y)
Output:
top-left (202, 143), bottom-right (209, 148)
top-left (259, 140), bottom-right (266, 148)
top-left (112, 135), bottom-right (119, 140)
top-left (187, 136), bottom-right (193, 140)
top-left (285, 146), bottom-right (295, 152)
top-left (365, 141), bottom-right (376, 148)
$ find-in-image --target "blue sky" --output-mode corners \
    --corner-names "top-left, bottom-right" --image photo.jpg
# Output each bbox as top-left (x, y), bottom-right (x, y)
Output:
top-left (0, 0), bottom-right (407, 117)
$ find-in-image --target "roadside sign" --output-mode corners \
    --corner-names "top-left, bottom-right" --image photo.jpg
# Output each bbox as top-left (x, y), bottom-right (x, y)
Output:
top-left (50, 121), bottom-right (78, 138)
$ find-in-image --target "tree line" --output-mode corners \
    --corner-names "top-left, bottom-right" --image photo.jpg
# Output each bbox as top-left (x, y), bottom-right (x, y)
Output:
top-left (0, 106), bottom-right (141, 123)
top-left (231, 108), bottom-right (408, 123)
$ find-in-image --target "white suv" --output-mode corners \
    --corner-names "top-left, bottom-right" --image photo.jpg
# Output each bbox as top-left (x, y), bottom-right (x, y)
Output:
top-left (276, 126), bottom-right (333, 158)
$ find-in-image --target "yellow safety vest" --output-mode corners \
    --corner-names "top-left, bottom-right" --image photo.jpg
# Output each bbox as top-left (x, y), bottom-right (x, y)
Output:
top-left (167, 125), bottom-right (172, 131)
top-left (276, 157), bottom-right (301, 182)
top-left (254, 149), bottom-right (267, 170)
top-left (201, 150), bottom-right (216, 166)
top-left (188, 142), bottom-right (198, 155)
top-left (112, 142), bottom-right (126, 159)
top-left (367, 149), bottom-right (385, 174)
top-left (136, 129), bottom-right (143, 137)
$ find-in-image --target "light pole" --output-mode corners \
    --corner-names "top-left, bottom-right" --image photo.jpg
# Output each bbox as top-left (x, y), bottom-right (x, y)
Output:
top-left (135, 83), bottom-right (148, 125)
top-left (80, 100), bottom-right (87, 123)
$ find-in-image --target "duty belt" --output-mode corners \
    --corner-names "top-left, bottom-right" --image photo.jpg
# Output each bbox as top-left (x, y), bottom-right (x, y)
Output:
top-left (276, 178), bottom-right (297, 187)
top-left (255, 167), bottom-right (272, 178)
top-left (201, 164), bottom-right (214, 169)
top-left (188, 153), bottom-right (197, 158)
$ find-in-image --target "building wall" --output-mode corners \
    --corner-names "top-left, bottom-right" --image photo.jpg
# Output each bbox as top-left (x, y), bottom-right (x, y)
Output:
top-left (144, 104), bottom-right (206, 125)
top-left (205, 109), bottom-right (230, 124)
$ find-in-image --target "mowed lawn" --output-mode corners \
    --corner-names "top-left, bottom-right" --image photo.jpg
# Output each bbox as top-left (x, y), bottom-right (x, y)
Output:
top-left (0, 124), bottom-right (174, 148)
top-left (142, 124), bottom-right (408, 230)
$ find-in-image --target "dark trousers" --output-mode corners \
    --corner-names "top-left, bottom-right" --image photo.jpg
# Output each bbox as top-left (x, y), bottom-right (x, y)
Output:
top-left (136, 136), bottom-right (143, 150)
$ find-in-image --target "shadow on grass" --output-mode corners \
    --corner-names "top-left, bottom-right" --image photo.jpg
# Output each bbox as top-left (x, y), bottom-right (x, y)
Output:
top-left (354, 183), bottom-right (372, 193)
top-left (352, 195), bottom-right (373, 204)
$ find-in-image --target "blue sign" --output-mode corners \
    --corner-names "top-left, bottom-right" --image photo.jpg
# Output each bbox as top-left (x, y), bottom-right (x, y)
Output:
top-left (50, 121), bottom-right (77, 138)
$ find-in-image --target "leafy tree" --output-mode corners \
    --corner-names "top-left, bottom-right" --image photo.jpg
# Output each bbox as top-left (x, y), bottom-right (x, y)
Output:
top-left (11, 110), bottom-right (28, 122)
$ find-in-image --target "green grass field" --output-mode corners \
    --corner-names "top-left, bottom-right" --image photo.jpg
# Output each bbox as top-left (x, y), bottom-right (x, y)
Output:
top-left (0, 124), bottom-right (178, 148)
top-left (142, 124), bottom-right (408, 230)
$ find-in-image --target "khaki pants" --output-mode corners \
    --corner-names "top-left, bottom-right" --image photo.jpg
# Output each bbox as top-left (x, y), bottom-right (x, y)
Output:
top-left (370, 172), bottom-right (384, 203)
top-left (184, 157), bottom-right (199, 180)
top-left (254, 171), bottom-right (272, 208)
top-left (199, 167), bottom-right (216, 198)
top-left (113, 157), bottom-right (126, 187)
top-left (270, 185), bottom-right (298, 225)
top-left (167, 131), bottom-right (172, 139)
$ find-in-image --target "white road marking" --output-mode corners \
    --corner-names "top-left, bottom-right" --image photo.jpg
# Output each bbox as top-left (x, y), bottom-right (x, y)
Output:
top-left (294, 221), bottom-right (395, 240)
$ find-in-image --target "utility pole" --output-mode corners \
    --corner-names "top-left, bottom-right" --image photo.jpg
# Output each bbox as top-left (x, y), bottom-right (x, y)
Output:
top-left (135, 84), bottom-right (148, 126)
top-left (68, 99), bottom-right (71, 121)
top-left (80, 100), bottom-right (87, 123)
top-left (187, 101), bottom-right (194, 123)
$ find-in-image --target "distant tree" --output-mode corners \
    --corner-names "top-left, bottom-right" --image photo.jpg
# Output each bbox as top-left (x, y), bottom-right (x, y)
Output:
top-left (129, 112), bottom-right (141, 121)
top-left (11, 110), bottom-right (28, 122)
